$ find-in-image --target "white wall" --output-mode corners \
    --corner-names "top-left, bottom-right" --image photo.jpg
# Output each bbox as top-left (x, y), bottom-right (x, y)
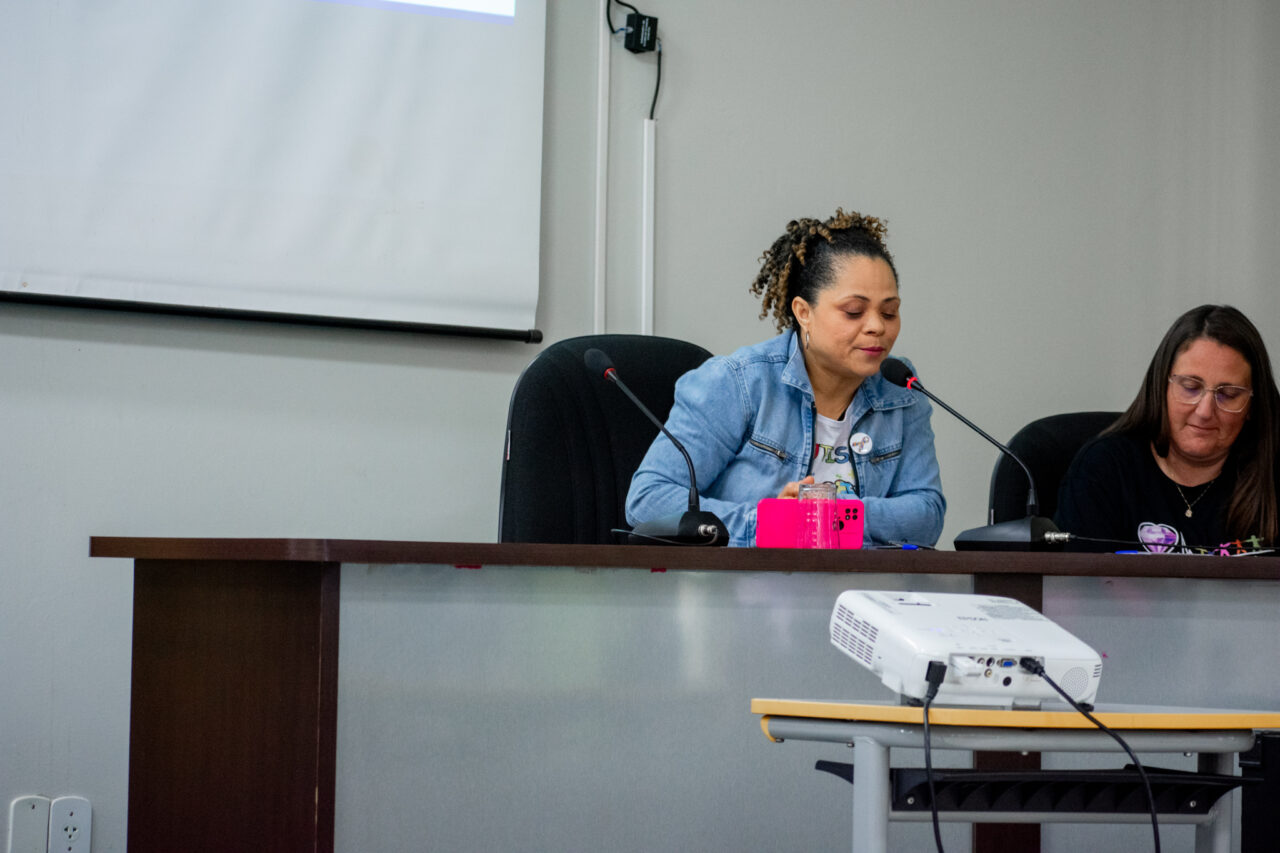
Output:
top-left (615, 0), bottom-right (1280, 540)
top-left (2, 1), bottom-right (1277, 850)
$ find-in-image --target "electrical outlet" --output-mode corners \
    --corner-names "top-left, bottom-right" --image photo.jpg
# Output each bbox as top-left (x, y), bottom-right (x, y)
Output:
top-left (6, 796), bottom-right (50, 853)
top-left (46, 798), bottom-right (90, 853)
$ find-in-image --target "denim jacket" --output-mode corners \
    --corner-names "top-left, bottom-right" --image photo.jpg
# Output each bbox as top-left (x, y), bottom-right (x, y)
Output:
top-left (626, 330), bottom-right (946, 547)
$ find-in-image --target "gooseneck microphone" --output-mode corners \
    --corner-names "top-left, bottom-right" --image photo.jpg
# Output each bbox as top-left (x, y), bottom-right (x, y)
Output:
top-left (584, 349), bottom-right (728, 546)
top-left (881, 357), bottom-right (1068, 551)
top-left (881, 358), bottom-right (1041, 516)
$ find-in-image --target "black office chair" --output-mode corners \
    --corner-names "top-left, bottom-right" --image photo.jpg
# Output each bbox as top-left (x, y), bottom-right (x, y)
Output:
top-left (498, 334), bottom-right (713, 544)
top-left (987, 411), bottom-right (1121, 524)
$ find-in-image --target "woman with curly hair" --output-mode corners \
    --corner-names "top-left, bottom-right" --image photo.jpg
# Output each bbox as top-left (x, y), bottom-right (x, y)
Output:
top-left (626, 208), bottom-right (945, 547)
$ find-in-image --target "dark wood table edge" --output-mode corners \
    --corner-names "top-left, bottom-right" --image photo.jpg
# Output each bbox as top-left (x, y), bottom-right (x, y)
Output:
top-left (90, 537), bottom-right (1280, 580)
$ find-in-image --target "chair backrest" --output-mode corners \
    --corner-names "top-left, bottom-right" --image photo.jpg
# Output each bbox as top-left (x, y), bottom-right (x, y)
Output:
top-left (498, 334), bottom-right (713, 544)
top-left (988, 411), bottom-right (1122, 524)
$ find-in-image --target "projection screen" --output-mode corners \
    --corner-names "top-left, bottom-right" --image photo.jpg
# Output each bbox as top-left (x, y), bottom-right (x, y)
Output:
top-left (0, 0), bottom-right (546, 338)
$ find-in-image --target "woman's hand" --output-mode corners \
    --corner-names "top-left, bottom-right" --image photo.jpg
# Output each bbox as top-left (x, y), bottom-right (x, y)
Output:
top-left (776, 475), bottom-right (815, 499)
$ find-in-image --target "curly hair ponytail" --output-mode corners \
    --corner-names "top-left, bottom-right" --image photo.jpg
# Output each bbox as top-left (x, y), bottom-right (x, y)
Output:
top-left (749, 208), bottom-right (896, 333)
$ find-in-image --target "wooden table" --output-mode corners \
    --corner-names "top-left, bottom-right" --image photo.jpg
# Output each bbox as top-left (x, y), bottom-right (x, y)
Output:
top-left (90, 538), bottom-right (1280, 853)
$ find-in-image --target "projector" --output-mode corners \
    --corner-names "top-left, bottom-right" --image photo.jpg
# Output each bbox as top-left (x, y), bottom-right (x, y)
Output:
top-left (830, 590), bottom-right (1103, 708)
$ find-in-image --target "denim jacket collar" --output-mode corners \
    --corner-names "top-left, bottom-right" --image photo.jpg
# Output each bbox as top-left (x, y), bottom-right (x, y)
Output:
top-left (779, 329), bottom-right (915, 412)
top-left (779, 330), bottom-right (813, 398)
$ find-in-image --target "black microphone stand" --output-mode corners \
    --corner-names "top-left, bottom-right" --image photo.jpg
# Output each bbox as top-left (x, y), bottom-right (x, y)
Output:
top-left (887, 364), bottom-right (1066, 551)
top-left (585, 349), bottom-right (728, 546)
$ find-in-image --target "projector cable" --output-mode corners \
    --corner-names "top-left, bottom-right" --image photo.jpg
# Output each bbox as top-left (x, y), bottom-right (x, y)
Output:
top-left (922, 660), bottom-right (948, 853)
top-left (1018, 657), bottom-right (1161, 853)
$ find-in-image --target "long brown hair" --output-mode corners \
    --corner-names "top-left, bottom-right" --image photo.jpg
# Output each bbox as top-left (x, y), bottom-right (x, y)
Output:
top-left (1106, 305), bottom-right (1280, 543)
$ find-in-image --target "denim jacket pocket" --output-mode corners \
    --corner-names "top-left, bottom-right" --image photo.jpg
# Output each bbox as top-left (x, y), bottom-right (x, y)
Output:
top-left (860, 443), bottom-right (902, 495)
top-left (747, 437), bottom-right (789, 461)
top-left (869, 448), bottom-right (902, 465)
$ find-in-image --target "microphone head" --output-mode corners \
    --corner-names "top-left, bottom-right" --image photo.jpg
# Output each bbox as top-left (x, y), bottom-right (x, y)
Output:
top-left (583, 348), bottom-right (616, 379)
top-left (880, 357), bottom-right (915, 388)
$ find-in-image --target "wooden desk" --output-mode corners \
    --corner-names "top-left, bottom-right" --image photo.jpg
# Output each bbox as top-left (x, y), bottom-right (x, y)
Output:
top-left (753, 700), bottom-right (1280, 853)
top-left (89, 538), bottom-right (1280, 853)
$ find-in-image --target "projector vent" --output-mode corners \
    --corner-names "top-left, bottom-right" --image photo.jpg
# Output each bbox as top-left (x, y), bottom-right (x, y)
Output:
top-left (1059, 666), bottom-right (1090, 699)
top-left (832, 604), bottom-right (878, 666)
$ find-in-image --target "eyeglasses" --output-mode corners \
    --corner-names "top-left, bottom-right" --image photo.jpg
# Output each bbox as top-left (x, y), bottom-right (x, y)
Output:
top-left (1168, 375), bottom-right (1253, 412)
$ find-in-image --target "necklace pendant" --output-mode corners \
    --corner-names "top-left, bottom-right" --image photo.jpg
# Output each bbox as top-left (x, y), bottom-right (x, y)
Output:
top-left (1185, 508), bottom-right (1193, 518)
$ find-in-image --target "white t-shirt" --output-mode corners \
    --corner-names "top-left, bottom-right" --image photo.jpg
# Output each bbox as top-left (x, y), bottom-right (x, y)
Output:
top-left (811, 405), bottom-right (859, 498)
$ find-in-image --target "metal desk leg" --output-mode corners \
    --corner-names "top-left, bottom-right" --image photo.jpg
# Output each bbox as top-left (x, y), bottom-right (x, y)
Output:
top-left (851, 736), bottom-right (890, 853)
top-left (1196, 751), bottom-right (1235, 853)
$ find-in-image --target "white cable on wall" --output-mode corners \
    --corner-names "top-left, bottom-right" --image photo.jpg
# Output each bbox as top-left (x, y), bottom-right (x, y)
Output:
top-left (599, 3), bottom-right (662, 337)
top-left (640, 117), bottom-right (656, 336)
top-left (592, 2), bottom-right (611, 335)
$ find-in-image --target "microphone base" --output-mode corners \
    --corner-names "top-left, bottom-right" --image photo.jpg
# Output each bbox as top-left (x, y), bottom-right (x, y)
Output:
top-left (627, 511), bottom-right (730, 546)
top-left (954, 516), bottom-right (1063, 552)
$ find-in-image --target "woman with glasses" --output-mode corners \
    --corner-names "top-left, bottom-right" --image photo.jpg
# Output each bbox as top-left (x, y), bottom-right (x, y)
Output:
top-left (1056, 304), bottom-right (1280, 553)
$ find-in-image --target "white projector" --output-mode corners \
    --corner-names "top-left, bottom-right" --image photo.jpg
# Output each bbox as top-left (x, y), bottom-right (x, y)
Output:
top-left (830, 590), bottom-right (1103, 708)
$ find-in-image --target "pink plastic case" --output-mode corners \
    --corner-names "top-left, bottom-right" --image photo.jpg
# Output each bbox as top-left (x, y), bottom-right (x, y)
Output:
top-left (755, 498), bottom-right (865, 549)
